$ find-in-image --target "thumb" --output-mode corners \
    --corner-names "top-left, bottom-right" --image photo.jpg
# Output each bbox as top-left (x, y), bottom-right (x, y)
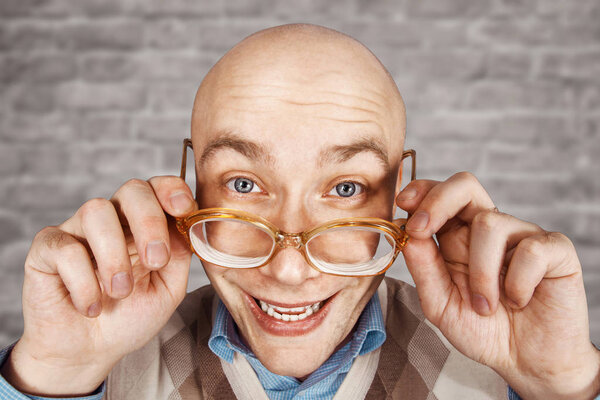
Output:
top-left (402, 237), bottom-right (453, 325)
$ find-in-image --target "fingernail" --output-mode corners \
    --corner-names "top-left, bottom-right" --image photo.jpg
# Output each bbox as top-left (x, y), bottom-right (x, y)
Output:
top-left (111, 272), bottom-right (132, 298)
top-left (397, 188), bottom-right (417, 201)
top-left (170, 192), bottom-right (193, 213)
top-left (146, 240), bottom-right (168, 268)
top-left (407, 211), bottom-right (429, 231)
top-left (87, 301), bottom-right (101, 318)
top-left (472, 294), bottom-right (491, 315)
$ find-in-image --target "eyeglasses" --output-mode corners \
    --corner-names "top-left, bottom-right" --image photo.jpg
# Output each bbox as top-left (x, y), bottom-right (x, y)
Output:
top-left (175, 139), bottom-right (416, 277)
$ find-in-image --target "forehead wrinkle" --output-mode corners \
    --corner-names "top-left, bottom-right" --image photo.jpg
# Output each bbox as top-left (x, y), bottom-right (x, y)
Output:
top-left (282, 99), bottom-right (382, 117)
top-left (198, 132), bottom-right (275, 167)
top-left (319, 137), bottom-right (390, 171)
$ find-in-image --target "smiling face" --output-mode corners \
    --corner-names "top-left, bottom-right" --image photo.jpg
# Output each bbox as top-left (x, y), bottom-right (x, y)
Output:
top-left (190, 24), bottom-right (407, 378)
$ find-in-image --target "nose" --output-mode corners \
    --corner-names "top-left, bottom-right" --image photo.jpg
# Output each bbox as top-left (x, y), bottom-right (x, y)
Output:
top-left (260, 199), bottom-right (321, 284)
top-left (260, 246), bottom-right (320, 285)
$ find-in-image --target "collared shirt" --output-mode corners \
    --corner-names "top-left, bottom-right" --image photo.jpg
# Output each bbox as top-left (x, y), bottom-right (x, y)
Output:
top-left (208, 293), bottom-right (387, 400)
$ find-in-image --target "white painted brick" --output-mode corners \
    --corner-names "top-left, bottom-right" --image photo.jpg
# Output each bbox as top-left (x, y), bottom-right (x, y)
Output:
top-left (7, 84), bottom-right (56, 113)
top-left (407, 0), bottom-right (492, 17)
top-left (80, 53), bottom-right (137, 82)
top-left (1, 53), bottom-right (77, 83)
top-left (467, 81), bottom-right (574, 110)
top-left (134, 116), bottom-right (190, 142)
top-left (56, 20), bottom-right (144, 51)
top-left (56, 82), bottom-right (146, 111)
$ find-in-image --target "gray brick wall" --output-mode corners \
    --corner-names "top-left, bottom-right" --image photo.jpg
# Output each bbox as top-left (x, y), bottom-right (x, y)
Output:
top-left (1, 0), bottom-right (599, 348)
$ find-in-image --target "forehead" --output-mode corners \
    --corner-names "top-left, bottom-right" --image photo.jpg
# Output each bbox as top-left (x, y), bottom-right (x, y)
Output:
top-left (191, 36), bottom-right (405, 164)
top-left (197, 83), bottom-right (399, 165)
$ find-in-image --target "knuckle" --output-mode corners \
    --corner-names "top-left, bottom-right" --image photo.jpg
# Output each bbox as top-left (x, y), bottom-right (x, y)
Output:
top-left (123, 178), bottom-right (151, 191)
top-left (453, 171), bottom-right (478, 185)
top-left (548, 231), bottom-right (573, 249)
top-left (80, 197), bottom-right (112, 218)
top-left (38, 227), bottom-right (72, 251)
top-left (518, 237), bottom-right (546, 260)
top-left (130, 215), bottom-right (167, 240)
top-left (149, 175), bottom-right (185, 187)
top-left (59, 241), bottom-right (87, 260)
top-left (140, 214), bottom-right (167, 232)
top-left (472, 210), bottom-right (501, 233)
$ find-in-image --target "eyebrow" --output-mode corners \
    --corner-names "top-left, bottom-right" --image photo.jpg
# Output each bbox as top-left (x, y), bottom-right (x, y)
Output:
top-left (198, 131), bottom-right (390, 170)
top-left (318, 137), bottom-right (390, 170)
top-left (199, 132), bottom-right (274, 166)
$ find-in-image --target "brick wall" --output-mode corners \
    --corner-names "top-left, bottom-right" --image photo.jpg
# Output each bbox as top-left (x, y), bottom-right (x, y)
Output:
top-left (1, 0), bottom-right (599, 347)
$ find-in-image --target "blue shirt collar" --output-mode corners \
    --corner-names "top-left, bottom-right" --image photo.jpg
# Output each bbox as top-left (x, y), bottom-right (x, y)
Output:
top-left (208, 292), bottom-right (386, 398)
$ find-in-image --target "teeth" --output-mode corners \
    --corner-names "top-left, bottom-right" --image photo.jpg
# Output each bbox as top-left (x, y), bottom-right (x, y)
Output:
top-left (258, 299), bottom-right (322, 321)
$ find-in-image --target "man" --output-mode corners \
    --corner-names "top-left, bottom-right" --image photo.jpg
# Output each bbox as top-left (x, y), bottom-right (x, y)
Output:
top-left (0, 24), bottom-right (598, 399)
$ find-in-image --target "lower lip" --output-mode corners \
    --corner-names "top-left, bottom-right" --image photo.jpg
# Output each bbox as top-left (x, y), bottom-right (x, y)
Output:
top-left (243, 292), bottom-right (334, 337)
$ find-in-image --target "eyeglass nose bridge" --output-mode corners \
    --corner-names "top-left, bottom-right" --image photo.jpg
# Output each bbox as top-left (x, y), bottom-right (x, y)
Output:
top-left (276, 233), bottom-right (304, 249)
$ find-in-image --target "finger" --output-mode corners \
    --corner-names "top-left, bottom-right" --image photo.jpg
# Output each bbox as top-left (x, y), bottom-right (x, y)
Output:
top-left (147, 176), bottom-right (197, 217)
top-left (28, 227), bottom-right (103, 317)
top-left (395, 179), bottom-right (439, 213)
top-left (468, 210), bottom-right (543, 315)
top-left (402, 236), bottom-right (454, 325)
top-left (153, 221), bottom-right (194, 305)
top-left (61, 198), bottom-right (132, 299)
top-left (503, 231), bottom-right (580, 309)
top-left (403, 172), bottom-right (495, 239)
top-left (111, 179), bottom-right (171, 270)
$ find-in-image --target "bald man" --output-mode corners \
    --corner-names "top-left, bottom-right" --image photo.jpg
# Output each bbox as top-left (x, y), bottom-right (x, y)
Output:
top-left (1, 24), bottom-right (599, 400)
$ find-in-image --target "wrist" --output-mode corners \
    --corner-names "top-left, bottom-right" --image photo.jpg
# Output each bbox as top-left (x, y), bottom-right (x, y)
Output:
top-left (507, 345), bottom-right (600, 400)
top-left (1, 339), bottom-right (112, 397)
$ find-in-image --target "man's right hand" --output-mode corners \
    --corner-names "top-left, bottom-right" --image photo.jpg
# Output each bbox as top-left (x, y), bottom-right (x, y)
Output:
top-left (0, 176), bottom-right (197, 397)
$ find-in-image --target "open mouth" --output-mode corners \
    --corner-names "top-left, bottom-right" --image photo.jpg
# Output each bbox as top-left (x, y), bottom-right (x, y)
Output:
top-left (256, 299), bottom-right (323, 322)
top-left (244, 291), bottom-right (335, 336)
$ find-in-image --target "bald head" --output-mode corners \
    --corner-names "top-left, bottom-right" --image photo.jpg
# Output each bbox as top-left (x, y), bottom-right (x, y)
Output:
top-left (192, 24), bottom-right (406, 157)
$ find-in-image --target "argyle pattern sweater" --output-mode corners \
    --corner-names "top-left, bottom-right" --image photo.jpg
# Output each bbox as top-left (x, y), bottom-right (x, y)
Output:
top-left (104, 278), bottom-right (508, 399)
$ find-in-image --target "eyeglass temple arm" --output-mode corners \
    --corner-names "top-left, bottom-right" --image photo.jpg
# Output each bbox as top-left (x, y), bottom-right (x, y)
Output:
top-left (180, 138), bottom-right (193, 180)
top-left (402, 149), bottom-right (416, 182)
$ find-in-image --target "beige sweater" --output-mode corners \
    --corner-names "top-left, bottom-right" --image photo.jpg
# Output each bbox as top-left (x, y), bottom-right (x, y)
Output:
top-left (105, 278), bottom-right (508, 399)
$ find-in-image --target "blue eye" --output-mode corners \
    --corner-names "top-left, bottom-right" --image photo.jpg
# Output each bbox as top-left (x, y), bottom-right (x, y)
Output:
top-left (329, 182), bottom-right (364, 198)
top-left (226, 177), bottom-right (261, 194)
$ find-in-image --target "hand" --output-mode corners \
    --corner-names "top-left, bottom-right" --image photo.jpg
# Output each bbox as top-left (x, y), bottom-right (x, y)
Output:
top-left (1, 177), bottom-right (197, 397)
top-left (396, 172), bottom-right (600, 400)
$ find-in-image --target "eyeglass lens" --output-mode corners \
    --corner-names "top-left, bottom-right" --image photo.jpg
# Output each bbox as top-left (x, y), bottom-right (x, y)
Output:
top-left (306, 227), bottom-right (395, 276)
top-left (190, 219), bottom-right (275, 268)
top-left (189, 218), bottom-right (396, 275)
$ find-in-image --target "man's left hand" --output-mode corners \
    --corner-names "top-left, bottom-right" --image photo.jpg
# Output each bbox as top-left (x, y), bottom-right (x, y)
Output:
top-left (396, 172), bottom-right (600, 400)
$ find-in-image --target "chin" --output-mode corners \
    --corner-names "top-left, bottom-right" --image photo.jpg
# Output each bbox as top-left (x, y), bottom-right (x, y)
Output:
top-left (256, 344), bottom-right (334, 378)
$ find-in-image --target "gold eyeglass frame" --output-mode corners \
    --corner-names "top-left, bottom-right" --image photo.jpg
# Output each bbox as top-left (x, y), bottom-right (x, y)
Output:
top-left (175, 138), bottom-right (417, 277)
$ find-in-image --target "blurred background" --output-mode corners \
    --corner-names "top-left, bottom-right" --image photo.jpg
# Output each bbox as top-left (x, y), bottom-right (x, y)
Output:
top-left (1, 0), bottom-right (599, 348)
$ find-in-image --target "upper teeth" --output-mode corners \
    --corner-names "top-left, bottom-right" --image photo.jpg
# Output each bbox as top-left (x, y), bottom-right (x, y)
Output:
top-left (259, 300), bottom-right (321, 321)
